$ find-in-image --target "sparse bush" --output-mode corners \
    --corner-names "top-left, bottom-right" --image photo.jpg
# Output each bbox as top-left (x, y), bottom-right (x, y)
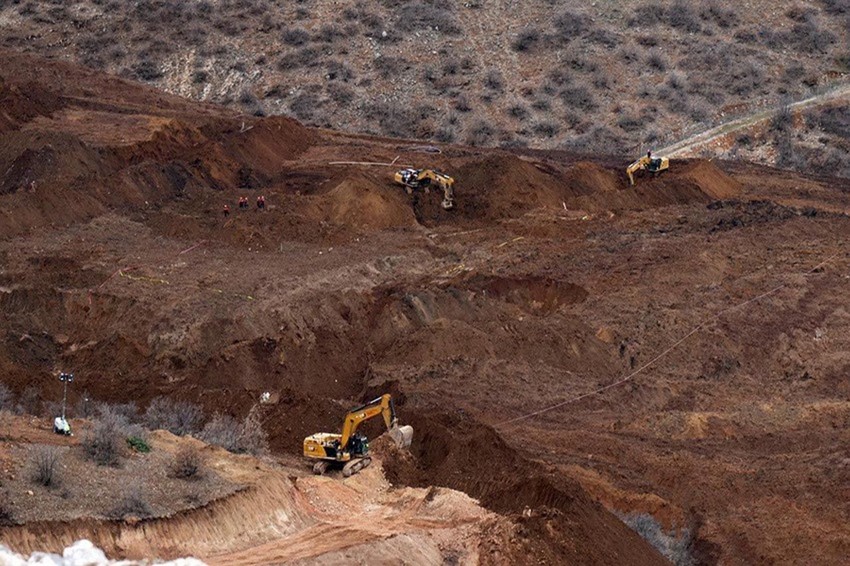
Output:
top-left (277, 47), bottom-right (320, 70)
top-left (618, 115), bottom-right (643, 133)
top-left (0, 384), bottom-right (14, 412)
top-left (533, 121), bottom-right (559, 138)
top-left (239, 404), bottom-right (268, 456)
top-left (373, 55), bottom-right (410, 79)
top-left (821, 0), bottom-right (850, 15)
top-left (667, 2), bottom-right (701, 33)
top-left (453, 94), bottom-right (472, 112)
top-left (290, 93), bottom-right (321, 121)
top-left (327, 83), bottom-right (355, 104)
top-left (109, 484), bottom-right (152, 520)
top-left (99, 402), bottom-right (138, 423)
top-left (531, 98), bottom-right (551, 111)
top-left (620, 513), bottom-right (695, 566)
top-left (314, 23), bottom-right (341, 43)
top-left (466, 120), bottom-right (495, 146)
top-left (395, 2), bottom-right (460, 35)
top-left (667, 72), bottom-right (687, 91)
top-left (200, 414), bottom-right (242, 452)
top-left (132, 59), bottom-right (163, 81)
top-left (483, 70), bottom-right (504, 92)
top-left (170, 445), bottom-right (204, 480)
top-left (700, 2), bottom-right (738, 28)
top-left (787, 20), bottom-right (836, 54)
top-left (0, 491), bottom-right (14, 526)
top-left (434, 125), bottom-right (456, 143)
top-left (560, 86), bottom-right (597, 111)
top-left (83, 411), bottom-right (124, 466)
top-left (191, 70), bottom-right (209, 85)
top-left (630, 5), bottom-right (664, 26)
top-left (512, 28), bottom-right (541, 52)
top-left (771, 101), bottom-right (794, 133)
top-left (646, 51), bottom-right (667, 72)
top-left (144, 397), bottom-right (203, 436)
top-left (29, 445), bottom-right (61, 488)
top-left (200, 404), bottom-right (267, 455)
top-left (565, 125), bottom-right (627, 154)
top-left (587, 29), bottom-right (618, 48)
top-left (17, 386), bottom-right (41, 416)
top-left (553, 10), bottom-right (590, 41)
top-left (325, 60), bottom-right (354, 82)
top-left (507, 104), bottom-right (529, 121)
top-left (282, 26), bottom-right (311, 46)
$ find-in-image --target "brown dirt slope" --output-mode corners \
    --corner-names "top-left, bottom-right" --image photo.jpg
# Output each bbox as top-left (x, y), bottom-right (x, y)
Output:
top-left (3, 50), bottom-right (849, 565)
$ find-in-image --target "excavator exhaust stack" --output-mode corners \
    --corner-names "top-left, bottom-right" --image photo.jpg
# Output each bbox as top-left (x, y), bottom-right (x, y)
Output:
top-left (388, 424), bottom-right (414, 449)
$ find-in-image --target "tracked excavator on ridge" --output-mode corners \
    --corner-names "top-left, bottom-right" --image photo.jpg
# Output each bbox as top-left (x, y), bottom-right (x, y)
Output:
top-left (394, 168), bottom-right (455, 209)
top-left (303, 394), bottom-right (414, 477)
top-left (627, 151), bottom-right (669, 185)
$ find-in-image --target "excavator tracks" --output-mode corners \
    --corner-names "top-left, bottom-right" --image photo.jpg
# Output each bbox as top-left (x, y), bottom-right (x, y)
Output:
top-left (342, 457), bottom-right (372, 477)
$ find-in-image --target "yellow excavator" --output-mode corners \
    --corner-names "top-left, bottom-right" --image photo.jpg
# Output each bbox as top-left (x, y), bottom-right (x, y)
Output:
top-left (394, 168), bottom-right (455, 210)
top-left (627, 151), bottom-right (669, 185)
top-left (303, 394), bottom-right (414, 477)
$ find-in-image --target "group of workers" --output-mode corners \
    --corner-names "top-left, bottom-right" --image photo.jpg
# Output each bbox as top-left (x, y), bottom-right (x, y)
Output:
top-left (223, 195), bottom-right (265, 217)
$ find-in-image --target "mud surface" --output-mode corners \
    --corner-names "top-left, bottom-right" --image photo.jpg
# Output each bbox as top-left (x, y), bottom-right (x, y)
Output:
top-left (1, 50), bottom-right (849, 564)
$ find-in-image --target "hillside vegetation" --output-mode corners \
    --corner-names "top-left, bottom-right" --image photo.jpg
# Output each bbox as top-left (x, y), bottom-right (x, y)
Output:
top-left (1, 0), bottom-right (848, 158)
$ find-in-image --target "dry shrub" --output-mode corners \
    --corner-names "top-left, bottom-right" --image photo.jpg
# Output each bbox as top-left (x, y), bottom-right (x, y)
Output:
top-left (170, 445), bottom-right (205, 480)
top-left (200, 414), bottom-right (242, 452)
top-left (240, 404), bottom-right (268, 456)
top-left (144, 397), bottom-right (202, 436)
top-left (0, 491), bottom-right (14, 526)
top-left (200, 404), bottom-right (268, 455)
top-left (0, 383), bottom-right (13, 412)
top-left (512, 28), bottom-right (541, 52)
top-left (83, 410), bottom-right (124, 466)
top-left (109, 484), bottom-right (152, 520)
top-left (29, 445), bottom-right (61, 487)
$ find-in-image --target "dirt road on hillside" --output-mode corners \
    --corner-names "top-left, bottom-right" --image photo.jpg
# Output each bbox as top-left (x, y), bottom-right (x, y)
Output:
top-left (659, 82), bottom-right (850, 158)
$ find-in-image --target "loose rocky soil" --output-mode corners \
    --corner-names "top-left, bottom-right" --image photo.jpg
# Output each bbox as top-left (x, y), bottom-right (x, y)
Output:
top-left (1, 49), bottom-right (849, 564)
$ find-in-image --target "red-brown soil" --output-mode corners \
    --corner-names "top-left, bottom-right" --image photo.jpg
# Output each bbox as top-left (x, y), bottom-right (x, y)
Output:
top-left (1, 49), bottom-right (849, 564)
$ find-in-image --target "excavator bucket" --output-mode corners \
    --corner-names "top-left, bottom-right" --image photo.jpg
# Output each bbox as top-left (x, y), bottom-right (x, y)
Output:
top-left (388, 424), bottom-right (414, 449)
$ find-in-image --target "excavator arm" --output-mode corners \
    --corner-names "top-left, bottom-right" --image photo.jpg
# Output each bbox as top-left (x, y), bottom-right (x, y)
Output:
top-left (627, 156), bottom-right (650, 186)
top-left (339, 394), bottom-right (397, 449)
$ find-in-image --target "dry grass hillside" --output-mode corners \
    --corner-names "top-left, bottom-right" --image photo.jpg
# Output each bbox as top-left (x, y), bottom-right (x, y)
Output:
top-left (0, 0), bottom-right (848, 157)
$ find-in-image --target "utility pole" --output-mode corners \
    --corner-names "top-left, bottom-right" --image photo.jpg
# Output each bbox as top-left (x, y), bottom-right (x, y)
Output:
top-left (59, 372), bottom-right (74, 419)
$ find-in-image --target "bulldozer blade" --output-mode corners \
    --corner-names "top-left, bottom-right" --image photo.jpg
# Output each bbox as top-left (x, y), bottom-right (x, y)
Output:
top-left (388, 425), bottom-right (414, 448)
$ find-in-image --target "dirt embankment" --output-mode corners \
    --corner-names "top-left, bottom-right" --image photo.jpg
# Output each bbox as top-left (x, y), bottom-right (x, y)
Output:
top-left (0, 418), bottom-right (511, 564)
top-left (378, 412), bottom-right (665, 565)
top-left (6, 49), bottom-right (849, 565)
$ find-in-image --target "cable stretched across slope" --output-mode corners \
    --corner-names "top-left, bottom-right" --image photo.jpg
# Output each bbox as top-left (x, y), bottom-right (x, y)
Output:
top-left (495, 251), bottom-right (844, 429)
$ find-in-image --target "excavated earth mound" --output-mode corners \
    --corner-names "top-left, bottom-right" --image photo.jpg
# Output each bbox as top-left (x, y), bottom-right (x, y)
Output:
top-left (379, 412), bottom-right (664, 565)
top-left (569, 159), bottom-right (743, 212)
top-left (315, 172), bottom-right (418, 232)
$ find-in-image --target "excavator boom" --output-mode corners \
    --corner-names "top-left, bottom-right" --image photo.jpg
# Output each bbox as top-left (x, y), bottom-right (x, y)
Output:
top-left (339, 394), bottom-right (396, 448)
